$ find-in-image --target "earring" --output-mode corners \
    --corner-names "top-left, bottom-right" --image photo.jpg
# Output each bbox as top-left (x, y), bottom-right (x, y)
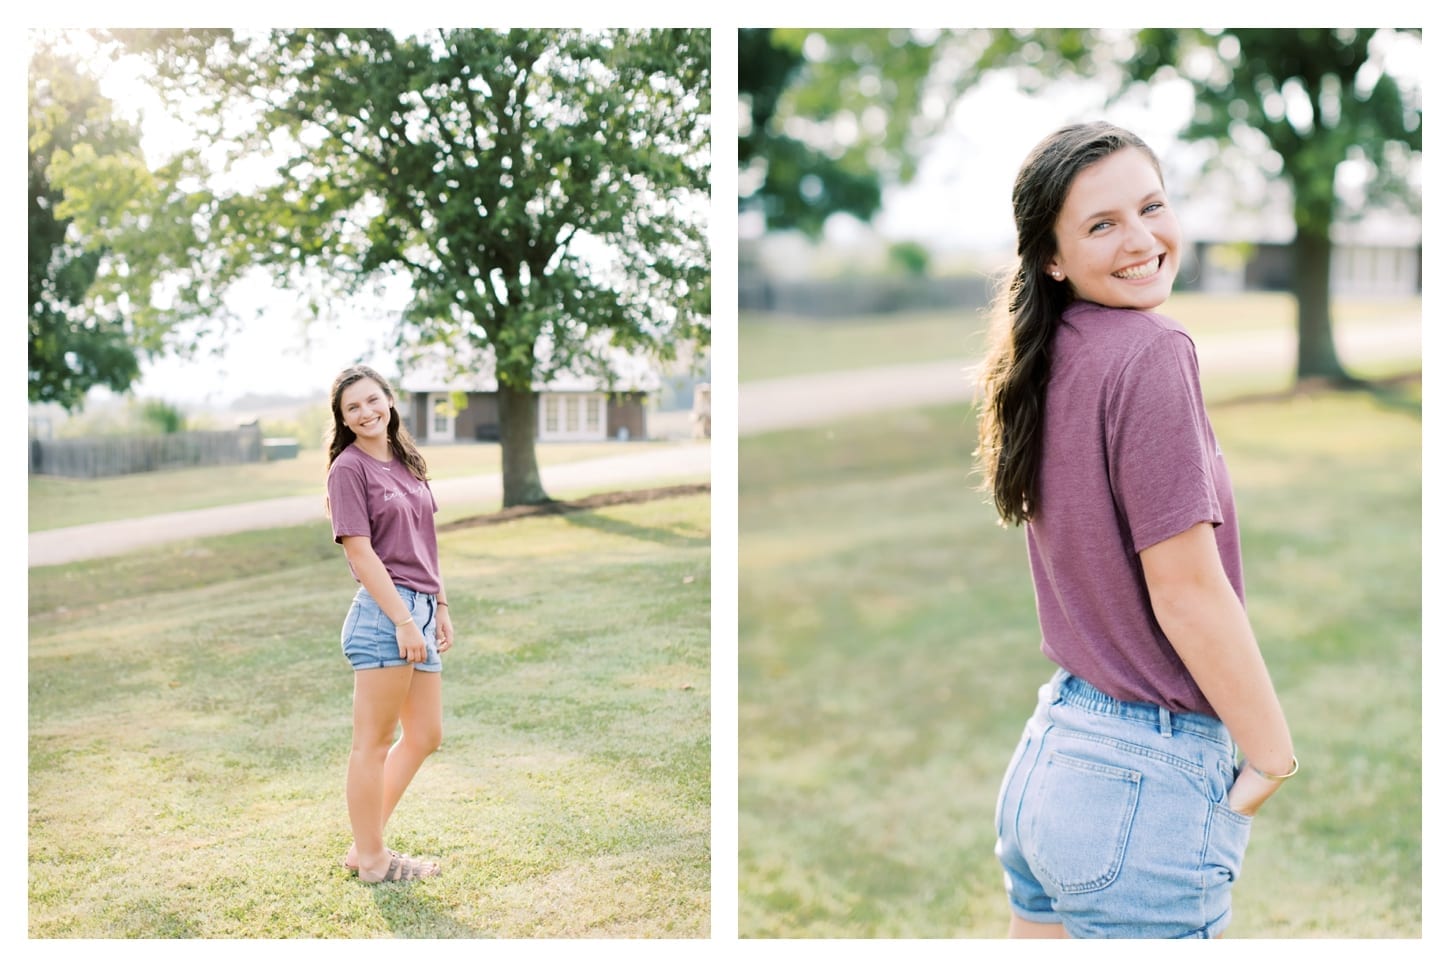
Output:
top-left (1050, 271), bottom-right (1063, 281)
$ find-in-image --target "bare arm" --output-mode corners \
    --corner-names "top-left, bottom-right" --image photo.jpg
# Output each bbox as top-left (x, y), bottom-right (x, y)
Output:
top-left (341, 535), bottom-right (428, 663)
top-left (435, 580), bottom-right (453, 653)
top-left (1140, 522), bottom-right (1295, 815)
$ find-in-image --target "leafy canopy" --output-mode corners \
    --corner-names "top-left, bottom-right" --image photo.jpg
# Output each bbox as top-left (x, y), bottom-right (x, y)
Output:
top-left (81, 28), bottom-right (711, 392)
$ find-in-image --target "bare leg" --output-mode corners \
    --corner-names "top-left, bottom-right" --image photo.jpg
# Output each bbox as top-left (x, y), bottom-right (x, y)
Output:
top-left (347, 666), bottom-right (416, 880)
top-left (1008, 912), bottom-right (1069, 938)
top-left (344, 669), bottom-right (443, 871)
top-left (380, 670), bottom-right (443, 821)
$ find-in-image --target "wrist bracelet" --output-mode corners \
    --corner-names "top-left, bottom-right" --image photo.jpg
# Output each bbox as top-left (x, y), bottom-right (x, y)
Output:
top-left (395, 615), bottom-right (415, 629)
top-left (438, 601), bottom-right (449, 608)
top-left (1250, 755), bottom-right (1299, 781)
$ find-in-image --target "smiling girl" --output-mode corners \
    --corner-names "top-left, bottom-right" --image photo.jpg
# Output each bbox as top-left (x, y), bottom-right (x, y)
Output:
top-left (325, 365), bottom-right (453, 883)
top-left (977, 123), bottom-right (1297, 938)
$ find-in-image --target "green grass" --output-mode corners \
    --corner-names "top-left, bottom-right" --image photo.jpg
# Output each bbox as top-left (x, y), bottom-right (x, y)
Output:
top-left (737, 382), bottom-right (1421, 938)
top-left (28, 440), bottom-right (652, 532)
top-left (28, 493), bottom-right (709, 938)
top-left (740, 307), bottom-right (990, 383)
top-left (740, 292), bottom-right (1421, 383)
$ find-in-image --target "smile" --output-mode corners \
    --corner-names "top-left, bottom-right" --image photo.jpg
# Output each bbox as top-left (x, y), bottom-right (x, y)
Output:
top-left (1112, 255), bottom-right (1163, 280)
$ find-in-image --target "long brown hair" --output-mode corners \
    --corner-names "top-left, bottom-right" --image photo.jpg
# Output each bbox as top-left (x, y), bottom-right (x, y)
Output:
top-left (976, 122), bottom-right (1162, 525)
top-left (325, 365), bottom-right (429, 482)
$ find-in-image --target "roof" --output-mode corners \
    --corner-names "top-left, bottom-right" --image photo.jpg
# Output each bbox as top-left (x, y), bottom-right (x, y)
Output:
top-left (396, 342), bottom-right (661, 395)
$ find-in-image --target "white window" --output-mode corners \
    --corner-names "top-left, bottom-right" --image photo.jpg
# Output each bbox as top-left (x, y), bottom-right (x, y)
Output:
top-left (538, 393), bottom-right (607, 441)
top-left (426, 393), bottom-right (456, 443)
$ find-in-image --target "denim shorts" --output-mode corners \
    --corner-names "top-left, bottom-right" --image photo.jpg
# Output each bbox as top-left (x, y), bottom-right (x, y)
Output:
top-left (993, 668), bottom-right (1254, 938)
top-left (340, 584), bottom-right (441, 673)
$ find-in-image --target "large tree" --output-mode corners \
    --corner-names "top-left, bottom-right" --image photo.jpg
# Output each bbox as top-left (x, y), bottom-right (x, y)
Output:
top-left (71, 28), bottom-right (710, 506)
top-left (28, 45), bottom-right (145, 410)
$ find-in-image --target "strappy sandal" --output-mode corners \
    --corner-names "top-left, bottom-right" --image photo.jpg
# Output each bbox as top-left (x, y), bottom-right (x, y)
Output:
top-left (360, 852), bottom-right (441, 883)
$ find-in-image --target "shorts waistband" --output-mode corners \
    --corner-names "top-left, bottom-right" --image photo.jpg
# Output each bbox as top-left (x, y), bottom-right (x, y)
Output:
top-left (1048, 668), bottom-right (1231, 747)
top-left (357, 583), bottom-right (436, 602)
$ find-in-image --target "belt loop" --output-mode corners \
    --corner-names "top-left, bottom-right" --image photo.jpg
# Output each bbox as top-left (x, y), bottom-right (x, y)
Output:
top-left (1158, 706), bottom-right (1173, 737)
top-left (1049, 668), bottom-right (1068, 703)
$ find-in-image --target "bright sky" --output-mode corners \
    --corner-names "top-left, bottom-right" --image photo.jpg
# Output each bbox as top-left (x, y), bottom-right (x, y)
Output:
top-left (874, 71), bottom-right (1197, 253)
top-left (94, 44), bottom-right (414, 405)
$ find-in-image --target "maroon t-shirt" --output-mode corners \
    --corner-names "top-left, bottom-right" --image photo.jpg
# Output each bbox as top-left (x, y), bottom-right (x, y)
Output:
top-left (326, 444), bottom-right (441, 594)
top-left (1025, 301), bottom-right (1245, 716)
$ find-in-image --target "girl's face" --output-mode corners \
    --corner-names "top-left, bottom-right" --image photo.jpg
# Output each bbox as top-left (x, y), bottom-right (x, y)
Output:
top-left (1045, 147), bottom-right (1180, 311)
top-left (338, 377), bottom-right (392, 443)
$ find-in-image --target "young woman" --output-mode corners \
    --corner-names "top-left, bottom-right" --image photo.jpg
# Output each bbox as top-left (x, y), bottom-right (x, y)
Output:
top-left (977, 122), bottom-right (1297, 939)
top-left (326, 365), bottom-right (452, 883)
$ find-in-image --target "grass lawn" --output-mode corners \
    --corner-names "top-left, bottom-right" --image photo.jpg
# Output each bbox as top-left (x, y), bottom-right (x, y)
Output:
top-left (28, 493), bottom-right (710, 938)
top-left (739, 292), bottom-right (1421, 383)
top-left (28, 439), bottom-right (653, 532)
top-left (737, 381), bottom-right (1421, 937)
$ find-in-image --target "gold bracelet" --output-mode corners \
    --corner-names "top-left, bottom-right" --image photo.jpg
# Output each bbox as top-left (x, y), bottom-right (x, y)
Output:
top-left (1250, 755), bottom-right (1299, 781)
top-left (395, 615), bottom-right (415, 629)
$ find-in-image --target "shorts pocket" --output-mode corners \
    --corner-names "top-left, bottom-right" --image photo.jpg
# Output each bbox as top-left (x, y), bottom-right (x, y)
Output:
top-left (1028, 751), bottom-right (1141, 894)
top-left (1204, 802), bottom-right (1253, 889)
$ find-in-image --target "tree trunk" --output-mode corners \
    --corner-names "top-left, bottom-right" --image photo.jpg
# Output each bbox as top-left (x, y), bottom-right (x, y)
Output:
top-left (1291, 229), bottom-right (1353, 384)
top-left (498, 385), bottom-right (550, 507)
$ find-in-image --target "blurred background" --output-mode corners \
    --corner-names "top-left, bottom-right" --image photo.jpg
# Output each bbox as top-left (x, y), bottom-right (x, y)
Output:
top-left (737, 27), bottom-right (1422, 938)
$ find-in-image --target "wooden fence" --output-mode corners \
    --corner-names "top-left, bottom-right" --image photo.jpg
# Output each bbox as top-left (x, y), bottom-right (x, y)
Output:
top-left (30, 424), bottom-right (264, 478)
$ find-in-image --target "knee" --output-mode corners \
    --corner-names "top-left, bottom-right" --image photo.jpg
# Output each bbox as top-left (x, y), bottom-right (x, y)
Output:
top-left (351, 732), bottom-right (393, 758)
top-left (409, 723), bottom-right (443, 756)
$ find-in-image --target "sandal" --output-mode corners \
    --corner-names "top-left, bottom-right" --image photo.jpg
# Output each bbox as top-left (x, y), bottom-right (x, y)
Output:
top-left (360, 852), bottom-right (441, 883)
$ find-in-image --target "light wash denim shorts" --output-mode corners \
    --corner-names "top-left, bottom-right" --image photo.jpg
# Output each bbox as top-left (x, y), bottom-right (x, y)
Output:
top-left (340, 584), bottom-right (441, 673)
top-left (994, 667), bottom-right (1253, 938)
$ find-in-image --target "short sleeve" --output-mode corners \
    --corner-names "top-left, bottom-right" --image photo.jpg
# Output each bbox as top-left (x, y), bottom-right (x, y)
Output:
top-left (1105, 330), bottom-right (1222, 553)
top-left (326, 461), bottom-right (372, 543)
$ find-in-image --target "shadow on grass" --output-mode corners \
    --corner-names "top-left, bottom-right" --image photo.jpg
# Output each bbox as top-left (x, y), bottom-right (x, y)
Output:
top-left (438, 483), bottom-right (709, 537)
top-left (1214, 369), bottom-right (1421, 421)
top-left (562, 508), bottom-right (707, 547)
top-left (367, 885), bottom-right (486, 938)
top-left (1356, 375), bottom-right (1423, 421)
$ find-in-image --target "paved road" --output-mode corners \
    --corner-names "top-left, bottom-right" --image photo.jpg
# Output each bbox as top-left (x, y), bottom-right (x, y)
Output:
top-left (738, 315), bottom-right (1421, 435)
top-left (29, 442), bottom-right (710, 567)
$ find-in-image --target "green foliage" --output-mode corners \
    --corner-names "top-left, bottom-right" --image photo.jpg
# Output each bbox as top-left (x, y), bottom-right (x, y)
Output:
top-left (738, 28), bottom-right (948, 238)
top-left (95, 28), bottom-right (710, 506)
top-left (885, 240), bottom-right (931, 277)
top-left (138, 398), bottom-right (186, 434)
top-left (28, 44), bottom-right (145, 410)
top-left (1129, 29), bottom-right (1422, 233)
top-left (104, 29), bottom-right (710, 382)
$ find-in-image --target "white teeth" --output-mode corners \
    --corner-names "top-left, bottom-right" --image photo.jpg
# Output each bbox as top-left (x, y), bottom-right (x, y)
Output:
top-left (1114, 257), bottom-right (1159, 280)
